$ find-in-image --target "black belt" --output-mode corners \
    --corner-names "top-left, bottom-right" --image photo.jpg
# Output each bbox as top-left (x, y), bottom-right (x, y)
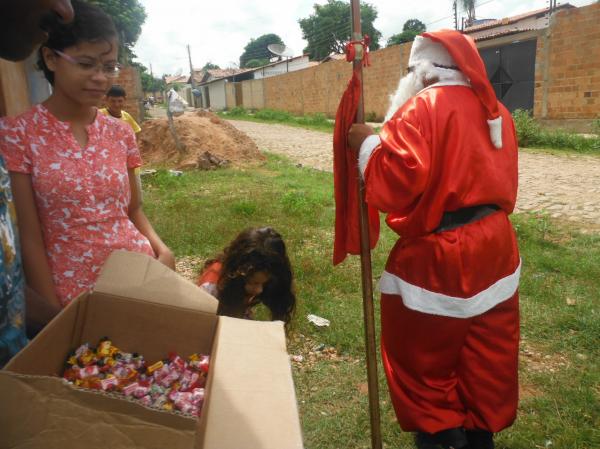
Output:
top-left (434, 204), bottom-right (500, 233)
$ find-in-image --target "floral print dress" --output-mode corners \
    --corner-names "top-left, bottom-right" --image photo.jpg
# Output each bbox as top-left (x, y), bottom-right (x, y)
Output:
top-left (0, 104), bottom-right (155, 306)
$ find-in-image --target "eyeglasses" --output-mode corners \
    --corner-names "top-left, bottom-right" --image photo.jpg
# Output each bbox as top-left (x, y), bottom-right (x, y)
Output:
top-left (53, 49), bottom-right (122, 78)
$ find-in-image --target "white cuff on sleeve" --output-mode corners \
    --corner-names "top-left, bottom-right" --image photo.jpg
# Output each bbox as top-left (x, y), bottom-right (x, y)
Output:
top-left (358, 135), bottom-right (381, 177)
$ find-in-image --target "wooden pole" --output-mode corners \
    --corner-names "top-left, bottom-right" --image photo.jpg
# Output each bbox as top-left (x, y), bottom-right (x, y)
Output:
top-left (350, 1), bottom-right (382, 449)
top-left (187, 44), bottom-right (196, 108)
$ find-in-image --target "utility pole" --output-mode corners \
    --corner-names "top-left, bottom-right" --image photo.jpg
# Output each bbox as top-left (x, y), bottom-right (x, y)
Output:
top-left (453, 1), bottom-right (458, 30)
top-left (149, 63), bottom-right (157, 103)
top-left (187, 44), bottom-right (196, 108)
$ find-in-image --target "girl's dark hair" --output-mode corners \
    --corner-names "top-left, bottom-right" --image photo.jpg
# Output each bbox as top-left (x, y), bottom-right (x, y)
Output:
top-left (38, 0), bottom-right (118, 84)
top-left (208, 227), bottom-right (296, 328)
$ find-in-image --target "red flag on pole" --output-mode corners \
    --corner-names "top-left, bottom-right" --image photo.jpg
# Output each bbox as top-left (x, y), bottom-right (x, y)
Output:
top-left (332, 69), bottom-right (380, 266)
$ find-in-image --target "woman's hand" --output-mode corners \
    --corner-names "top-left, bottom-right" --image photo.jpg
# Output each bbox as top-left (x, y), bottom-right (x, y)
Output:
top-left (157, 247), bottom-right (176, 271)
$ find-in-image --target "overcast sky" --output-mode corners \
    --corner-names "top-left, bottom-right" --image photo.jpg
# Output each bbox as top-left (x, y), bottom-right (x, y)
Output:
top-left (133, 0), bottom-right (594, 76)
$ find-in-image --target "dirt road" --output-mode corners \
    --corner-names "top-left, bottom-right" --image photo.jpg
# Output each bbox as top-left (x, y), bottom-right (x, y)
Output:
top-left (228, 120), bottom-right (600, 230)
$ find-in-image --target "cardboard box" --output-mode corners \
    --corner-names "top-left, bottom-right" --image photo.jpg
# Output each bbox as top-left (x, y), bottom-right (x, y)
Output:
top-left (0, 251), bottom-right (304, 449)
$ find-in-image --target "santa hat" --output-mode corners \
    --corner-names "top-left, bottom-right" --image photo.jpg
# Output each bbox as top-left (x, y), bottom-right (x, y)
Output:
top-left (409, 30), bottom-right (503, 149)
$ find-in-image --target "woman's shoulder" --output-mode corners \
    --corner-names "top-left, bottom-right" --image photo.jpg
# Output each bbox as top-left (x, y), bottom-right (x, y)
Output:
top-left (0, 104), bottom-right (47, 134)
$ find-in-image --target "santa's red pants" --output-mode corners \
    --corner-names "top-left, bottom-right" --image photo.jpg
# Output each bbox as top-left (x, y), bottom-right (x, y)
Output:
top-left (380, 291), bottom-right (519, 433)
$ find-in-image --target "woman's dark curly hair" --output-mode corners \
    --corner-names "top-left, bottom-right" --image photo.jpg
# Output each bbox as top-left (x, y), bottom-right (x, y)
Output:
top-left (38, 0), bottom-right (117, 84)
top-left (207, 227), bottom-right (296, 327)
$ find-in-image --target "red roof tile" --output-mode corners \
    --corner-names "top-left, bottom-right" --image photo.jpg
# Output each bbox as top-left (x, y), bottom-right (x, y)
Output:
top-left (464, 3), bottom-right (574, 33)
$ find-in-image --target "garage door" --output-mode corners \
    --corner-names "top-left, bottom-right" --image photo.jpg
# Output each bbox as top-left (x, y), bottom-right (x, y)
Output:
top-left (479, 39), bottom-right (537, 112)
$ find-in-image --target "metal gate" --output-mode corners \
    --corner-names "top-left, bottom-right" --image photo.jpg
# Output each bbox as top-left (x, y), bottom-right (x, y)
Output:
top-left (479, 39), bottom-right (537, 112)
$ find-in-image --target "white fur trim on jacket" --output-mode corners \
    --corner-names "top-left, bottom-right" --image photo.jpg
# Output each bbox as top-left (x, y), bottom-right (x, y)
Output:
top-left (358, 134), bottom-right (381, 177)
top-left (379, 260), bottom-right (521, 318)
top-left (488, 116), bottom-right (503, 149)
top-left (409, 36), bottom-right (456, 68)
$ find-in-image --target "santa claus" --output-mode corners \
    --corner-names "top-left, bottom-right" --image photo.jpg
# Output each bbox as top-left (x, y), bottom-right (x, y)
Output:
top-left (347, 30), bottom-right (521, 449)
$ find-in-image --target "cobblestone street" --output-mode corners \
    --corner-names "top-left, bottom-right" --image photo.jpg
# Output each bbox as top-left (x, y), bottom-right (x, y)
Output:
top-left (228, 120), bottom-right (600, 231)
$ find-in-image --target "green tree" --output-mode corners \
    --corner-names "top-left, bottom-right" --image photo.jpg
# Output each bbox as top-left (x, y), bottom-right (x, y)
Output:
top-left (298, 0), bottom-right (382, 61)
top-left (386, 18), bottom-right (426, 46)
top-left (201, 62), bottom-right (221, 71)
top-left (131, 62), bottom-right (165, 93)
top-left (239, 34), bottom-right (284, 68)
top-left (461, 0), bottom-right (476, 27)
top-left (245, 59), bottom-right (269, 68)
top-left (89, 0), bottom-right (147, 62)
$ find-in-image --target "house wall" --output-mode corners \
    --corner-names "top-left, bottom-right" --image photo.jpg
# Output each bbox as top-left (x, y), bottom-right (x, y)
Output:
top-left (253, 56), bottom-right (311, 80)
top-left (207, 80), bottom-right (227, 110)
top-left (111, 66), bottom-right (144, 123)
top-left (534, 2), bottom-right (600, 132)
top-left (179, 85), bottom-right (193, 106)
top-left (241, 79), bottom-right (264, 110)
top-left (225, 82), bottom-right (237, 109)
top-left (200, 86), bottom-right (209, 108)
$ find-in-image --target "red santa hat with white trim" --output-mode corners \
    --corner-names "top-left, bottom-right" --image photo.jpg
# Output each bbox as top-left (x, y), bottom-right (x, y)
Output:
top-left (409, 29), bottom-right (503, 149)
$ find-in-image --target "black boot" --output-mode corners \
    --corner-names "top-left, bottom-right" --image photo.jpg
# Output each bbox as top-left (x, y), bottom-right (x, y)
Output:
top-left (466, 430), bottom-right (494, 449)
top-left (414, 428), bottom-right (469, 449)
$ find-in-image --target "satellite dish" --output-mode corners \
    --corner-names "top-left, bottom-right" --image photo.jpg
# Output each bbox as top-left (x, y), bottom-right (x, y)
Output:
top-left (174, 68), bottom-right (183, 77)
top-left (268, 43), bottom-right (294, 58)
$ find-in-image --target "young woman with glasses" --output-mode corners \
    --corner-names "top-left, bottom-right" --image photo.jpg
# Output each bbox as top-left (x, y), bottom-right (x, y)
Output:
top-left (0, 0), bottom-right (174, 311)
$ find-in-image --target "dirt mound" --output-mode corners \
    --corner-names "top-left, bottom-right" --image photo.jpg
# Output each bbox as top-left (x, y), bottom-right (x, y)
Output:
top-left (138, 110), bottom-right (265, 170)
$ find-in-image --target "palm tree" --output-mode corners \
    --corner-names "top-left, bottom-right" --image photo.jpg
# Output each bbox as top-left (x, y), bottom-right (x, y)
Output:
top-left (461, 0), bottom-right (476, 27)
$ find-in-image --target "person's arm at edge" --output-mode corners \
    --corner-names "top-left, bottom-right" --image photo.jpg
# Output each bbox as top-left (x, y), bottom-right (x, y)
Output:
top-left (9, 172), bottom-right (61, 308)
top-left (127, 167), bottom-right (175, 270)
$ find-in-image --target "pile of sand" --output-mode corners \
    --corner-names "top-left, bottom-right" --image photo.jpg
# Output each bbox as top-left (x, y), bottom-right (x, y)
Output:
top-left (138, 110), bottom-right (265, 170)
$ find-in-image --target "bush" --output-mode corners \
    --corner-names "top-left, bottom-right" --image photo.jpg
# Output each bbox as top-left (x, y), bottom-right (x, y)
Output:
top-left (365, 111), bottom-right (378, 122)
top-left (254, 109), bottom-right (293, 121)
top-left (593, 119), bottom-right (600, 137)
top-left (296, 113), bottom-right (330, 127)
top-left (227, 106), bottom-right (247, 117)
top-left (512, 109), bottom-right (541, 147)
top-left (512, 109), bottom-right (599, 153)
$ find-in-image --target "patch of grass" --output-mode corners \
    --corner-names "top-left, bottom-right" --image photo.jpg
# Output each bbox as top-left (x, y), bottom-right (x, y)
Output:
top-left (513, 109), bottom-right (600, 154)
top-left (143, 156), bottom-right (599, 449)
top-left (218, 108), bottom-right (334, 133)
top-left (226, 106), bottom-right (248, 117)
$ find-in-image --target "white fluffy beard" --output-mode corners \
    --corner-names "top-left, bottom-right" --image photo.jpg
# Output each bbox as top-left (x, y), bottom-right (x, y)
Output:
top-left (384, 70), bottom-right (425, 122)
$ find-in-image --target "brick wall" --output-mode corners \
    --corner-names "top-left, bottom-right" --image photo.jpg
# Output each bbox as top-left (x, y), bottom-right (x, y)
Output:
top-left (534, 2), bottom-right (600, 130)
top-left (259, 42), bottom-right (411, 120)
top-left (110, 66), bottom-right (143, 123)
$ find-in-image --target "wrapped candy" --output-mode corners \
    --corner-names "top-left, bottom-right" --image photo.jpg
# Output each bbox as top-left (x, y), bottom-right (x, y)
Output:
top-left (100, 376), bottom-right (119, 391)
top-left (63, 338), bottom-right (210, 417)
top-left (121, 382), bottom-right (139, 397)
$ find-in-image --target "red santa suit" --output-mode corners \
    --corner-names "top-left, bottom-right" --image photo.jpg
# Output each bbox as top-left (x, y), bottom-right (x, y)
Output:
top-left (358, 31), bottom-right (521, 435)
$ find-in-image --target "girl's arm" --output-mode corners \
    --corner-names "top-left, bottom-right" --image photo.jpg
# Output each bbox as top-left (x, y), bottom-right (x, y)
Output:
top-left (127, 168), bottom-right (175, 270)
top-left (9, 173), bottom-right (61, 308)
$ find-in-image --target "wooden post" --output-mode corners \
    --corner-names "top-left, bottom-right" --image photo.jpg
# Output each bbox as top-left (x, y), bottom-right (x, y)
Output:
top-left (166, 91), bottom-right (185, 153)
top-left (350, 1), bottom-right (382, 449)
top-left (187, 44), bottom-right (196, 108)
